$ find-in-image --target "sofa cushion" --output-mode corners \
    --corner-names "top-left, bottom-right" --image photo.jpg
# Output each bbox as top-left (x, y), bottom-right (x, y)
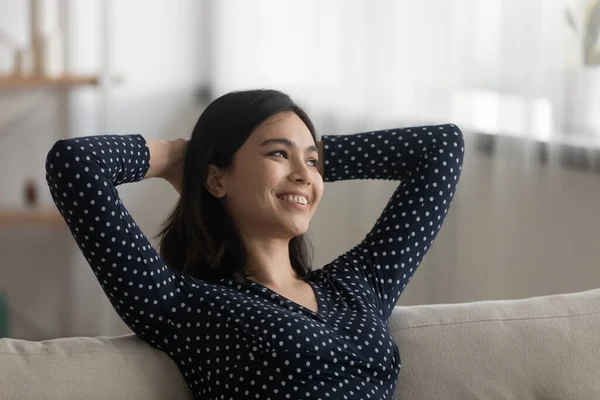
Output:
top-left (389, 288), bottom-right (600, 399)
top-left (0, 334), bottom-right (192, 400)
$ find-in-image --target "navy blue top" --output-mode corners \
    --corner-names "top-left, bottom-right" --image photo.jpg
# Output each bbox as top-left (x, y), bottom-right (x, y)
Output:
top-left (45, 124), bottom-right (464, 399)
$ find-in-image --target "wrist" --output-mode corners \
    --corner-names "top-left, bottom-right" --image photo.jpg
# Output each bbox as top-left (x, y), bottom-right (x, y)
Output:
top-left (145, 139), bottom-right (168, 179)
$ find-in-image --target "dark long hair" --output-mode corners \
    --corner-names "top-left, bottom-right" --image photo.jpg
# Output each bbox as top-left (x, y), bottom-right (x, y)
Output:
top-left (156, 89), bottom-right (316, 282)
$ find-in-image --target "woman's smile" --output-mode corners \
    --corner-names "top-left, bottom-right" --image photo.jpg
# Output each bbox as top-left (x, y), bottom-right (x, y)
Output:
top-left (276, 194), bottom-right (310, 212)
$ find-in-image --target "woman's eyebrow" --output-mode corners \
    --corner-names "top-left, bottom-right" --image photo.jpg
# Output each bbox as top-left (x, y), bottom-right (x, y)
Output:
top-left (260, 138), bottom-right (318, 153)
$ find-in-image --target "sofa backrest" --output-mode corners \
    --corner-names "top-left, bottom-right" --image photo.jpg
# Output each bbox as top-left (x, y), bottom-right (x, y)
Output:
top-left (0, 289), bottom-right (599, 399)
top-left (389, 288), bottom-right (600, 399)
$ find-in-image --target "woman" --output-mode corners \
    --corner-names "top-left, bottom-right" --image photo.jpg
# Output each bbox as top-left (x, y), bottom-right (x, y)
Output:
top-left (45, 89), bottom-right (464, 399)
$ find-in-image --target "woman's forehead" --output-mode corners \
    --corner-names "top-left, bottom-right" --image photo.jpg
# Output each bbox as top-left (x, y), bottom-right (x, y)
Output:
top-left (250, 113), bottom-right (313, 144)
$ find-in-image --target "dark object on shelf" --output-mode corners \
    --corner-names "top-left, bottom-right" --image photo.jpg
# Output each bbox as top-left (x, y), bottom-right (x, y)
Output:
top-left (196, 83), bottom-right (213, 104)
top-left (24, 178), bottom-right (38, 207)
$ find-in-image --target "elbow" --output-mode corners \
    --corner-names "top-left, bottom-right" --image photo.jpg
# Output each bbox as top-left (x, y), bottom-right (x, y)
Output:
top-left (442, 123), bottom-right (464, 157)
top-left (452, 124), bottom-right (464, 145)
top-left (428, 124), bottom-right (464, 167)
top-left (443, 123), bottom-right (463, 142)
top-left (452, 124), bottom-right (465, 155)
top-left (45, 139), bottom-right (73, 177)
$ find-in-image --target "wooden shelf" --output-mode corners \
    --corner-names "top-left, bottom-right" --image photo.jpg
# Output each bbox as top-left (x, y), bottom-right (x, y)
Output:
top-left (0, 75), bottom-right (99, 88)
top-left (0, 208), bottom-right (65, 228)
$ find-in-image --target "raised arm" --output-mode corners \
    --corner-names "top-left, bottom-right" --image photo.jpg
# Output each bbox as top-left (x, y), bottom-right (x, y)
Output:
top-left (319, 124), bottom-right (464, 321)
top-left (45, 134), bottom-right (194, 337)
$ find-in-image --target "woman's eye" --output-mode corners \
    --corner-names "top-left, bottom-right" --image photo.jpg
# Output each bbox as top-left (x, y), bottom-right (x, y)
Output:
top-left (270, 150), bottom-right (287, 158)
top-left (269, 151), bottom-right (316, 166)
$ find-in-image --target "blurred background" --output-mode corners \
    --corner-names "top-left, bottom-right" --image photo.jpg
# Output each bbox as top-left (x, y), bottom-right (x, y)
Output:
top-left (0, 0), bottom-right (599, 340)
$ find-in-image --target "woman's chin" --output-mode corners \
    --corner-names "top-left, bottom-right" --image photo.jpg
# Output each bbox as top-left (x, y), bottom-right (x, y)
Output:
top-left (286, 224), bottom-right (309, 237)
top-left (278, 218), bottom-right (309, 237)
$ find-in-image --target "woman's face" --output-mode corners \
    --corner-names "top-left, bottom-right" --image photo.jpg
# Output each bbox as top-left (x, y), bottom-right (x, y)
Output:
top-left (208, 112), bottom-right (324, 239)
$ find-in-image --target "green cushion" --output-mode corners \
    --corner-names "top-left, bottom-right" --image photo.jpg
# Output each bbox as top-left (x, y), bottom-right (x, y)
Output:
top-left (0, 294), bottom-right (8, 338)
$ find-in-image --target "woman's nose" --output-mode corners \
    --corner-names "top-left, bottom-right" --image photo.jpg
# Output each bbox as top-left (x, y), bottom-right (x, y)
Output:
top-left (289, 162), bottom-right (312, 184)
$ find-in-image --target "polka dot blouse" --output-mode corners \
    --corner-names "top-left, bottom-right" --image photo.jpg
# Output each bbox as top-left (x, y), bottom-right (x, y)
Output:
top-left (45, 124), bottom-right (464, 399)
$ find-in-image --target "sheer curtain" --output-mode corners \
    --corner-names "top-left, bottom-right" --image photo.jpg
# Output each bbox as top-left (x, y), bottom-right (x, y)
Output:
top-left (209, 0), bottom-right (600, 305)
top-left (210, 0), bottom-right (571, 125)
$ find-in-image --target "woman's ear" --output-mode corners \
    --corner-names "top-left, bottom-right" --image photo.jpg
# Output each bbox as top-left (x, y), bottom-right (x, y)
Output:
top-left (204, 164), bottom-right (227, 198)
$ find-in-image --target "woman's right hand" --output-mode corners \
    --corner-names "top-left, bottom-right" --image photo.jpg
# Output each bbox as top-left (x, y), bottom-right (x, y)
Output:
top-left (162, 139), bottom-right (188, 195)
top-left (145, 138), bottom-right (188, 195)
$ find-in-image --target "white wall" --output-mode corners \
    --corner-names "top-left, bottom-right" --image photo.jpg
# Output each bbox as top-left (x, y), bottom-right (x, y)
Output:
top-left (210, 0), bottom-right (579, 125)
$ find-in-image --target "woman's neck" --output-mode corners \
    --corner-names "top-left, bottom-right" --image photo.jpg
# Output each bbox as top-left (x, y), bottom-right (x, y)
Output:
top-left (243, 246), bottom-right (300, 288)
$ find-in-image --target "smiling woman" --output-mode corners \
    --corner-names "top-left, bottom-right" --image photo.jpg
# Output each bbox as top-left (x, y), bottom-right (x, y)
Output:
top-left (44, 88), bottom-right (464, 399)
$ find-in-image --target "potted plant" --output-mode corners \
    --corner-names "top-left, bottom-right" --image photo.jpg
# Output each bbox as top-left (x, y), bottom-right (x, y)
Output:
top-left (562, 0), bottom-right (600, 135)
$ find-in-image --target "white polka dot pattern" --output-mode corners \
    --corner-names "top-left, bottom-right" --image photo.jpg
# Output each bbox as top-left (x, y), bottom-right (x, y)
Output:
top-left (44, 124), bottom-right (464, 399)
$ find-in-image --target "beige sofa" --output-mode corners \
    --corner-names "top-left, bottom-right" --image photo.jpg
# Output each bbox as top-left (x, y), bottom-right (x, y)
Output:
top-left (1, 288), bottom-right (599, 399)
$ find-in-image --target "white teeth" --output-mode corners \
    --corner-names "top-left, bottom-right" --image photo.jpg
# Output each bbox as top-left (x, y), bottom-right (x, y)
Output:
top-left (279, 194), bottom-right (308, 205)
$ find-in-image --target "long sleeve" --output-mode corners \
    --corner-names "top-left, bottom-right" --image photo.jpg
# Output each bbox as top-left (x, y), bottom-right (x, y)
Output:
top-left (319, 124), bottom-right (464, 321)
top-left (45, 134), bottom-right (196, 337)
